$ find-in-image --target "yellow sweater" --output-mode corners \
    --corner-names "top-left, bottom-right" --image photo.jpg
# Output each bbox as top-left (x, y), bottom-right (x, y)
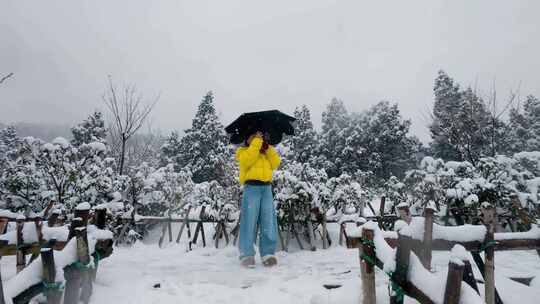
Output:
top-left (235, 137), bottom-right (281, 185)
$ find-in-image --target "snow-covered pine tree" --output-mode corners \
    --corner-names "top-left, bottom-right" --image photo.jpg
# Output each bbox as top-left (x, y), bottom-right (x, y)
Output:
top-left (458, 87), bottom-right (492, 161)
top-left (1, 136), bottom-right (44, 211)
top-left (283, 105), bottom-right (318, 164)
top-left (160, 131), bottom-right (182, 166)
top-left (318, 98), bottom-right (351, 177)
top-left (507, 95), bottom-right (540, 152)
top-left (0, 125), bottom-right (19, 150)
top-left (430, 70), bottom-right (493, 164)
top-left (430, 70), bottom-right (465, 161)
top-left (71, 111), bottom-right (107, 146)
top-left (177, 91), bottom-right (232, 184)
top-left (0, 125), bottom-right (20, 175)
top-left (358, 101), bottom-right (420, 182)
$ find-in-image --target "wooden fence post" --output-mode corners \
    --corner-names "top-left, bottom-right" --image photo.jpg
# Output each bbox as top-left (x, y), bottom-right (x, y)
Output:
top-left (29, 218), bottom-right (45, 264)
top-left (41, 248), bottom-right (62, 304)
top-left (64, 257), bottom-right (81, 302)
top-left (0, 218), bottom-right (8, 234)
top-left (378, 196), bottom-right (386, 229)
top-left (0, 240), bottom-right (7, 304)
top-left (47, 210), bottom-right (60, 227)
top-left (34, 218), bottom-right (44, 245)
top-left (360, 227), bottom-right (376, 304)
top-left (77, 228), bottom-right (92, 304)
top-left (167, 214), bottom-right (173, 243)
top-left (94, 208), bottom-right (107, 229)
top-left (397, 204), bottom-right (411, 225)
top-left (391, 228), bottom-right (412, 304)
top-left (176, 205), bottom-right (192, 243)
top-left (339, 222), bottom-right (346, 246)
top-left (462, 260), bottom-right (479, 294)
top-left (158, 221), bottom-right (168, 248)
top-left (481, 203), bottom-right (496, 304)
top-left (74, 206), bottom-right (90, 227)
top-left (277, 223), bottom-right (286, 251)
top-left (68, 217), bottom-right (83, 240)
top-left (444, 246), bottom-right (465, 304)
top-left (306, 206), bottom-right (316, 251)
top-left (64, 227), bottom-right (91, 304)
top-left (16, 216), bottom-right (26, 273)
top-left (214, 219), bottom-right (230, 249)
top-left (191, 206), bottom-right (207, 249)
top-left (321, 215), bottom-right (330, 249)
top-left (422, 206), bottom-right (435, 270)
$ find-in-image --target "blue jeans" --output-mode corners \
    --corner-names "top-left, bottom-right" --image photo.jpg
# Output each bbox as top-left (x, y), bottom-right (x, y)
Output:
top-left (239, 184), bottom-right (278, 258)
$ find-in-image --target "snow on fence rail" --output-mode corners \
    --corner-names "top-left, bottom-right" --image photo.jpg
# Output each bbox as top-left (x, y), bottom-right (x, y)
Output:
top-left (0, 206), bottom-right (114, 304)
top-left (345, 203), bottom-right (540, 304)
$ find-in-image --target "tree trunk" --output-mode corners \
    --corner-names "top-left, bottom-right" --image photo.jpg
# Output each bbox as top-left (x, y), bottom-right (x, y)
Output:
top-left (119, 136), bottom-right (127, 175)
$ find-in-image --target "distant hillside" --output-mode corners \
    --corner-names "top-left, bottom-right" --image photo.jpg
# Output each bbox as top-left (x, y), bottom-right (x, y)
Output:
top-left (3, 122), bottom-right (72, 142)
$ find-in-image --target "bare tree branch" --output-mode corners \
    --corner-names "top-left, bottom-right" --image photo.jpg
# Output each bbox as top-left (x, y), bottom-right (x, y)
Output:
top-left (103, 76), bottom-right (158, 175)
top-left (0, 72), bottom-right (14, 85)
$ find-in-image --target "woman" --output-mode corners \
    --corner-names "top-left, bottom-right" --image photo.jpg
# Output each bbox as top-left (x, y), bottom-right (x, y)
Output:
top-left (236, 131), bottom-right (281, 268)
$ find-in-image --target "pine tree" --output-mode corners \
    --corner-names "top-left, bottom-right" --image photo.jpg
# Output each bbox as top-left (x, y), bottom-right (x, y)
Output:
top-left (0, 125), bottom-right (19, 149)
top-left (357, 101), bottom-right (419, 182)
top-left (429, 70), bottom-right (493, 164)
top-left (508, 95), bottom-right (540, 152)
top-left (284, 105), bottom-right (318, 164)
top-left (0, 125), bottom-right (20, 170)
top-left (1, 137), bottom-right (44, 211)
top-left (318, 98), bottom-right (351, 177)
top-left (71, 111), bottom-right (107, 146)
top-left (160, 131), bottom-right (182, 166)
top-left (177, 91), bottom-right (231, 184)
top-left (430, 70), bottom-right (463, 161)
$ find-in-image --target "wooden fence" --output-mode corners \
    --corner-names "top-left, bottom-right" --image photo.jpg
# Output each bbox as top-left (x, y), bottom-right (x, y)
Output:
top-left (119, 205), bottom-right (338, 251)
top-left (345, 203), bottom-right (540, 304)
top-left (0, 207), bottom-right (114, 304)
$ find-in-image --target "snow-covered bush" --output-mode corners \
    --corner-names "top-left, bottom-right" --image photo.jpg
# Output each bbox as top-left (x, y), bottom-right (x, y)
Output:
top-left (139, 164), bottom-right (194, 216)
top-left (1, 134), bottom-right (115, 213)
top-left (402, 154), bottom-right (539, 229)
top-left (273, 168), bottom-right (318, 224)
top-left (384, 176), bottom-right (407, 212)
top-left (323, 173), bottom-right (365, 219)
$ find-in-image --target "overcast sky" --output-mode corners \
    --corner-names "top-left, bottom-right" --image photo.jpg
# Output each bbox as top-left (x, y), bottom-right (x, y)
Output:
top-left (1, 0), bottom-right (539, 142)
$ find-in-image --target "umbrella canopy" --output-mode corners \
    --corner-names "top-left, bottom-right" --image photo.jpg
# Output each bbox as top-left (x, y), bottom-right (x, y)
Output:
top-left (225, 110), bottom-right (296, 145)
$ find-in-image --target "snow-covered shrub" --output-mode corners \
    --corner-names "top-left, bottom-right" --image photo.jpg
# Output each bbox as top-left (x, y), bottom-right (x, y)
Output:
top-left (273, 168), bottom-right (317, 225)
top-left (384, 176), bottom-right (407, 212)
top-left (187, 180), bottom-right (229, 220)
top-left (323, 173), bottom-right (365, 219)
top-left (139, 164), bottom-right (194, 216)
top-left (402, 154), bottom-right (539, 229)
top-left (1, 135), bottom-right (115, 213)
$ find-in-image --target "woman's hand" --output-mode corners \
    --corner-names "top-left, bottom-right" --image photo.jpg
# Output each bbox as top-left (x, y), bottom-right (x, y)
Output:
top-left (260, 142), bottom-right (269, 153)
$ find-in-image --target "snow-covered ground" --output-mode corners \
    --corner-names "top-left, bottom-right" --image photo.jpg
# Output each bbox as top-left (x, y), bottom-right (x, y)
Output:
top-left (2, 224), bottom-right (539, 304)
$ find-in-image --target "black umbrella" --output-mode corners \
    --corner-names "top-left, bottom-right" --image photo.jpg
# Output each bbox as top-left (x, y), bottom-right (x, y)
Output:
top-left (225, 110), bottom-right (296, 145)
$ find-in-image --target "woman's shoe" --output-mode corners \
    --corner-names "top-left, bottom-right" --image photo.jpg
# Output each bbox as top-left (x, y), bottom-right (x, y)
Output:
top-left (262, 255), bottom-right (278, 267)
top-left (240, 256), bottom-right (256, 268)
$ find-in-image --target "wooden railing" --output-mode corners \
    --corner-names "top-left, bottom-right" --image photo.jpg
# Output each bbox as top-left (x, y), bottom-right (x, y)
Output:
top-left (345, 203), bottom-right (540, 304)
top-left (0, 207), bottom-right (114, 304)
